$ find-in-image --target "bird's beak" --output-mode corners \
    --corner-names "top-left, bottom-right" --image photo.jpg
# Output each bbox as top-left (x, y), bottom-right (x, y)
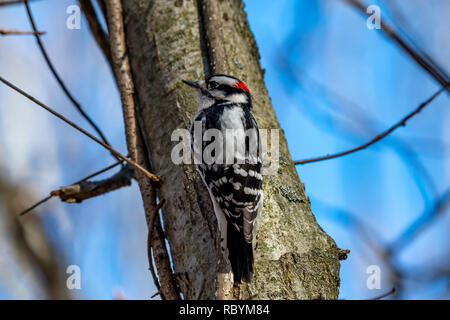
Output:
top-left (182, 80), bottom-right (200, 88)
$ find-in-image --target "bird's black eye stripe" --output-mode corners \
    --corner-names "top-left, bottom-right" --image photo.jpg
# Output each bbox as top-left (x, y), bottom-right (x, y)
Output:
top-left (208, 81), bottom-right (219, 89)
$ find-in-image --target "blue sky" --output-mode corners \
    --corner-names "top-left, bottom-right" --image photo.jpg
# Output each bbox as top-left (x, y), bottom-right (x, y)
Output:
top-left (0, 0), bottom-right (448, 299)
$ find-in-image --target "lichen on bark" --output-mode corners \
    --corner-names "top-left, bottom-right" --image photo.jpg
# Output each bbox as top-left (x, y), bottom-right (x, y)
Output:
top-left (121, 0), bottom-right (340, 300)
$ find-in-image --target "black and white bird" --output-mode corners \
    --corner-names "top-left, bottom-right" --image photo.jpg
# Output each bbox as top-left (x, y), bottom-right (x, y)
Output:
top-left (183, 74), bottom-right (263, 283)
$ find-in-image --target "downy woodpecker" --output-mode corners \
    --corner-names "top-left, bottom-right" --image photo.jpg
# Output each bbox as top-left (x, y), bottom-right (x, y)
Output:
top-left (183, 74), bottom-right (263, 283)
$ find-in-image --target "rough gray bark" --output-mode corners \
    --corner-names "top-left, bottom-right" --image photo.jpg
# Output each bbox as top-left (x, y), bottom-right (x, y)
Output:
top-left (121, 0), bottom-right (340, 299)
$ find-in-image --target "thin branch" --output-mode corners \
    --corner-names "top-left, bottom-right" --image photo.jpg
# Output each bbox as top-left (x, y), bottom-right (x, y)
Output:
top-left (342, 0), bottom-right (449, 92)
top-left (50, 164), bottom-right (133, 203)
top-left (96, 0), bottom-right (107, 25)
top-left (19, 160), bottom-right (123, 216)
top-left (0, 76), bottom-right (161, 183)
top-left (294, 84), bottom-right (447, 165)
top-left (0, 28), bottom-right (45, 35)
top-left (78, 0), bottom-right (112, 65)
top-left (388, 188), bottom-right (450, 254)
top-left (23, 1), bottom-right (118, 161)
top-left (105, 0), bottom-right (179, 300)
top-left (369, 288), bottom-right (396, 300)
top-left (381, 0), bottom-right (449, 82)
top-left (19, 195), bottom-right (53, 216)
top-left (0, 0), bottom-right (39, 6)
top-left (73, 159), bottom-right (123, 184)
top-left (147, 198), bottom-right (166, 299)
top-left (338, 248), bottom-right (351, 261)
top-left (280, 63), bottom-right (438, 201)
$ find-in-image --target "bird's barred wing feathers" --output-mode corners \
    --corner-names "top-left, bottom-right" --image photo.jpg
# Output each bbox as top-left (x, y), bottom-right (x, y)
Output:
top-left (190, 110), bottom-right (262, 243)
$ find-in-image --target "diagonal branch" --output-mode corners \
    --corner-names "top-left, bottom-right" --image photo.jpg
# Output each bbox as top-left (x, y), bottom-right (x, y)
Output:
top-left (294, 84), bottom-right (448, 165)
top-left (105, 0), bottom-right (179, 300)
top-left (95, 0), bottom-right (107, 25)
top-left (23, 1), bottom-right (118, 160)
top-left (19, 160), bottom-right (123, 216)
top-left (0, 28), bottom-right (45, 35)
top-left (147, 198), bottom-right (165, 299)
top-left (342, 0), bottom-right (449, 93)
top-left (0, 75), bottom-right (161, 183)
top-left (0, 0), bottom-right (39, 6)
top-left (369, 288), bottom-right (396, 300)
top-left (78, 0), bottom-right (112, 66)
top-left (50, 164), bottom-right (133, 203)
top-left (387, 188), bottom-right (450, 254)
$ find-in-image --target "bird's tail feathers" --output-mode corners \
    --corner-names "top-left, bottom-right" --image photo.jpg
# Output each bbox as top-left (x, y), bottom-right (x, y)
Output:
top-left (227, 223), bottom-right (253, 284)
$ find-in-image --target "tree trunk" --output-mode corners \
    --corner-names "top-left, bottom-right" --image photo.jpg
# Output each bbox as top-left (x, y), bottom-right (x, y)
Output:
top-left (121, 0), bottom-right (340, 300)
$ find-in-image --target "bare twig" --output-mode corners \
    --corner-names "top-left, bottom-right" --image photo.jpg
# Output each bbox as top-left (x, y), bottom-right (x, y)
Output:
top-left (147, 198), bottom-right (166, 299)
top-left (96, 0), bottom-right (107, 24)
top-left (24, 1), bottom-right (118, 161)
top-left (280, 64), bottom-right (438, 201)
top-left (369, 288), bottom-right (396, 300)
top-left (0, 76), bottom-right (161, 183)
top-left (0, 0), bottom-right (39, 6)
top-left (50, 164), bottom-right (133, 203)
top-left (0, 28), bottom-right (45, 35)
top-left (78, 0), bottom-right (111, 65)
top-left (338, 248), bottom-right (351, 261)
top-left (18, 195), bottom-right (53, 216)
top-left (381, 0), bottom-right (449, 82)
top-left (72, 160), bottom-right (123, 184)
top-left (19, 160), bottom-right (123, 216)
top-left (388, 188), bottom-right (450, 254)
top-left (342, 0), bottom-right (449, 92)
top-left (105, 0), bottom-right (179, 300)
top-left (294, 84), bottom-right (447, 165)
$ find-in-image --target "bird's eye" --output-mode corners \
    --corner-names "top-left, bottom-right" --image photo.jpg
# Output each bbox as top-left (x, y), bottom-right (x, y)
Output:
top-left (208, 81), bottom-right (219, 89)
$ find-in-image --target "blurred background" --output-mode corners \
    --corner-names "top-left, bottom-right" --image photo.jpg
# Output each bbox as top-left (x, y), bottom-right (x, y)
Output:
top-left (0, 0), bottom-right (448, 299)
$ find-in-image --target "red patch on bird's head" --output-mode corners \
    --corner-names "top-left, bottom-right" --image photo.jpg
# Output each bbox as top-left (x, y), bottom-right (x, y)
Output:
top-left (234, 81), bottom-right (250, 93)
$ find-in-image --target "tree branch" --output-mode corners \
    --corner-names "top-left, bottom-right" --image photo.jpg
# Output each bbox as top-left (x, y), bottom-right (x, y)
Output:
top-left (387, 188), bottom-right (450, 254)
top-left (294, 84), bottom-right (448, 165)
top-left (19, 160), bottom-right (123, 216)
top-left (105, 0), bottom-right (179, 300)
top-left (78, 0), bottom-right (112, 66)
top-left (0, 28), bottom-right (45, 35)
top-left (369, 288), bottom-right (396, 300)
top-left (342, 0), bottom-right (449, 93)
top-left (0, 0), bottom-right (39, 6)
top-left (50, 164), bottom-right (133, 203)
top-left (0, 76), bottom-right (160, 183)
top-left (23, 1), bottom-right (118, 160)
